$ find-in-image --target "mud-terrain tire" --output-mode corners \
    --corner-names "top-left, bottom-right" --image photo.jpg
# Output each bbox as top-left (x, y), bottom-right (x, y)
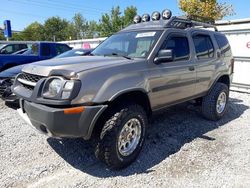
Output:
top-left (201, 82), bottom-right (229, 121)
top-left (94, 104), bottom-right (147, 169)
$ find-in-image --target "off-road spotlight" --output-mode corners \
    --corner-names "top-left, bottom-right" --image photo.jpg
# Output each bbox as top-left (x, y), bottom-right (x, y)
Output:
top-left (151, 11), bottom-right (161, 21)
top-left (133, 15), bottom-right (142, 24)
top-left (162, 9), bottom-right (172, 20)
top-left (142, 14), bottom-right (150, 22)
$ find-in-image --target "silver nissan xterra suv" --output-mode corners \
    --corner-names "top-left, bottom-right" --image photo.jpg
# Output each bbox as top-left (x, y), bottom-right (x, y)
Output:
top-left (13, 10), bottom-right (234, 169)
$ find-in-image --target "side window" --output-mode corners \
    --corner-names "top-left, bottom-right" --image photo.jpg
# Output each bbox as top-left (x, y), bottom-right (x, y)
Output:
top-left (214, 34), bottom-right (232, 57)
top-left (41, 44), bottom-right (51, 56)
top-left (4, 45), bottom-right (14, 54)
top-left (193, 34), bottom-right (214, 59)
top-left (55, 44), bottom-right (71, 55)
top-left (161, 36), bottom-right (190, 61)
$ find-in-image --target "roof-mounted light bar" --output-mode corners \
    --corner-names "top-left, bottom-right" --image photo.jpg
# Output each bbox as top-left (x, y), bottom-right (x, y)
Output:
top-left (133, 9), bottom-right (172, 24)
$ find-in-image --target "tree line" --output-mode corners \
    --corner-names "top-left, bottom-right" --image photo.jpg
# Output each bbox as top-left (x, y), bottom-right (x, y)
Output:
top-left (0, 1), bottom-right (234, 41)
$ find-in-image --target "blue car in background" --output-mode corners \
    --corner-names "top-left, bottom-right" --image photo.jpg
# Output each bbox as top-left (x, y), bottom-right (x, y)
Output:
top-left (0, 42), bottom-right (71, 72)
top-left (0, 48), bottom-right (92, 106)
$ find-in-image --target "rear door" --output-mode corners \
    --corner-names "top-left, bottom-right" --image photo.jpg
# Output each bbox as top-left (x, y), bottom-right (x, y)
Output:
top-left (192, 32), bottom-right (218, 95)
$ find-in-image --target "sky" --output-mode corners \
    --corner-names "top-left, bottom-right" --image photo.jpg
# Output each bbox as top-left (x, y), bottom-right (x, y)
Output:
top-left (0, 0), bottom-right (249, 31)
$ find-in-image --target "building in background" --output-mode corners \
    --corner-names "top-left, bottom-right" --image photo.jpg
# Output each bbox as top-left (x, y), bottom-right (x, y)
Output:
top-left (216, 19), bottom-right (250, 93)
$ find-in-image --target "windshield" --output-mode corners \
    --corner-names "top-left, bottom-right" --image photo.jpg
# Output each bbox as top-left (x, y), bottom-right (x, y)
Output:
top-left (92, 31), bottom-right (162, 59)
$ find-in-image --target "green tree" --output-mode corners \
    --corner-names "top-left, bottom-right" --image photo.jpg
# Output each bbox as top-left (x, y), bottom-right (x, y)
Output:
top-left (99, 6), bottom-right (122, 37)
top-left (123, 6), bottom-right (137, 27)
top-left (85, 21), bottom-right (100, 38)
top-left (43, 16), bottom-right (70, 41)
top-left (99, 6), bottom-right (137, 37)
top-left (20, 22), bottom-right (45, 41)
top-left (0, 31), bottom-right (5, 40)
top-left (11, 33), bottom-right (25, 41)
top-left (179, 0), bottom-right (234, 22)
top-left (72, 13), bottom-right (89, 39)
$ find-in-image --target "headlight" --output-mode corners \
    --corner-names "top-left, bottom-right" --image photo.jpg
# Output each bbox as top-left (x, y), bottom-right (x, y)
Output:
top-left (48, 78), bottom-right (63, 97)
top-left (42, 77), bottom-right (80, 100)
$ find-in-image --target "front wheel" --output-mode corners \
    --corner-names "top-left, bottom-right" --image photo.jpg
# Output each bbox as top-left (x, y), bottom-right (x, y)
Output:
top-left (201, 82), bottom-right (229, 121)
top-left (94, 104), bottom-right (147, 169)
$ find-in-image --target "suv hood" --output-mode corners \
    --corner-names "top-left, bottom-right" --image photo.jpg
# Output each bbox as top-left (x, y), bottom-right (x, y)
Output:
top-left (22, 56), bottom-right (134, 77)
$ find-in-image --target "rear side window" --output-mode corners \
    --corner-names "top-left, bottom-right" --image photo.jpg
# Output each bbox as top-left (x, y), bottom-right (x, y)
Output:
top-left (193, 34), bottom-right (214, 59)
top-left (55, 44), bottom-right (71, 55)
top-left (41, 44), bottom-right (51, 56)
top-left (161, 36), bottom-right (190, 61)
top-left (214, 34), bottom-right (232, 57)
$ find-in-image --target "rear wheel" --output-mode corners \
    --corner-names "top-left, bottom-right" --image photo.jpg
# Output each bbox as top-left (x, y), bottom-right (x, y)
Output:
top-left (94, 104), bottom-right (147, 169)
top-left (201, 82), bottom-right (229, 121)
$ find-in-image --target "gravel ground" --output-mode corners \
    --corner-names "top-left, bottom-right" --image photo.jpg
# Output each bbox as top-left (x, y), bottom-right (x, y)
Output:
top-left (0, 91), bottom-right (250, 188)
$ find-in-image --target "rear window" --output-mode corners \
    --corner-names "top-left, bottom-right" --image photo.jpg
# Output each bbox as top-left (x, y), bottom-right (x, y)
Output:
top-left (193, 34), bottom-right (214, 60)
top-left (214, 34), bottom-right (232, 57)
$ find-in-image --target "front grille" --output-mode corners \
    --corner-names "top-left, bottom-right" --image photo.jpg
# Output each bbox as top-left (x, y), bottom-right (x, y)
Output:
top-left (18, 73), bottom-right (44, 91)
top-left (19, 73), bottom-right (43, 83)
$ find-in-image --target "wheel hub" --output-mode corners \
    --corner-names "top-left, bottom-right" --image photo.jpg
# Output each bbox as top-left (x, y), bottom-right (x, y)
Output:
top-left (216, 92), bottom-right (227, 114)
top-left (118, 118), bottom-right (142, 156)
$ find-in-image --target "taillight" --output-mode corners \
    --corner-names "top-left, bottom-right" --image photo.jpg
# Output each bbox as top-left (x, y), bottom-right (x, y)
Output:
top-left (230, 58), bottom-right (234, 74)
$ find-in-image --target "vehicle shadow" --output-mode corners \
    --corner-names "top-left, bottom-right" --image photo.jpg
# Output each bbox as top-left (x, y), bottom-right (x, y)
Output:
top-left (47, 97), bottom-right (249, 177)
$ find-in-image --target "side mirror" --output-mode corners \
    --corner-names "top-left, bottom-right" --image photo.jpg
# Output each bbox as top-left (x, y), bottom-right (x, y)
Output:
top-left (154, 49), bottom-right (173, 64)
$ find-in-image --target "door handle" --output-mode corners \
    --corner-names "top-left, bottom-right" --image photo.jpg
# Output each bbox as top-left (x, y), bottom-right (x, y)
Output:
top-left (188, 66), bottom-right (195, 71)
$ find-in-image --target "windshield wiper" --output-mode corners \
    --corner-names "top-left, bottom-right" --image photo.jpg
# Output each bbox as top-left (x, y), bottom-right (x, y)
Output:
top-left (104, 53), bottom-right (132, 60)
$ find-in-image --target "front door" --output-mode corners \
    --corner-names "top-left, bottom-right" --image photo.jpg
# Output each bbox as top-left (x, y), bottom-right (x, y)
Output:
top-left (150, 32), bottom-right (197, 110)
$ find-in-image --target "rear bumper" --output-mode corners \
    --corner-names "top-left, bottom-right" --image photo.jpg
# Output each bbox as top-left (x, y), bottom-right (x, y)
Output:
top-left (18, 100), bottom-right (107, 140)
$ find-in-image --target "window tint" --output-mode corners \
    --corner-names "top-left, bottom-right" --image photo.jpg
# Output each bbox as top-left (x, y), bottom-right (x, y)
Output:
top-left (214, 34), bottom-right (232, 57)
top-left (55, 44), bottom-right (71, 55)
top-left (193, 34), bottom-right (214, 59)
top-left (161, 36), bottom-right (190, 61)
top-left (41, 44), bottom-right (51, 56)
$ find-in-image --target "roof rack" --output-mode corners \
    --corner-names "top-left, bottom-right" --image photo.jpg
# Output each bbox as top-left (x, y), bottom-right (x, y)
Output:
top-left (165, 16), bottom-right (218, 32)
